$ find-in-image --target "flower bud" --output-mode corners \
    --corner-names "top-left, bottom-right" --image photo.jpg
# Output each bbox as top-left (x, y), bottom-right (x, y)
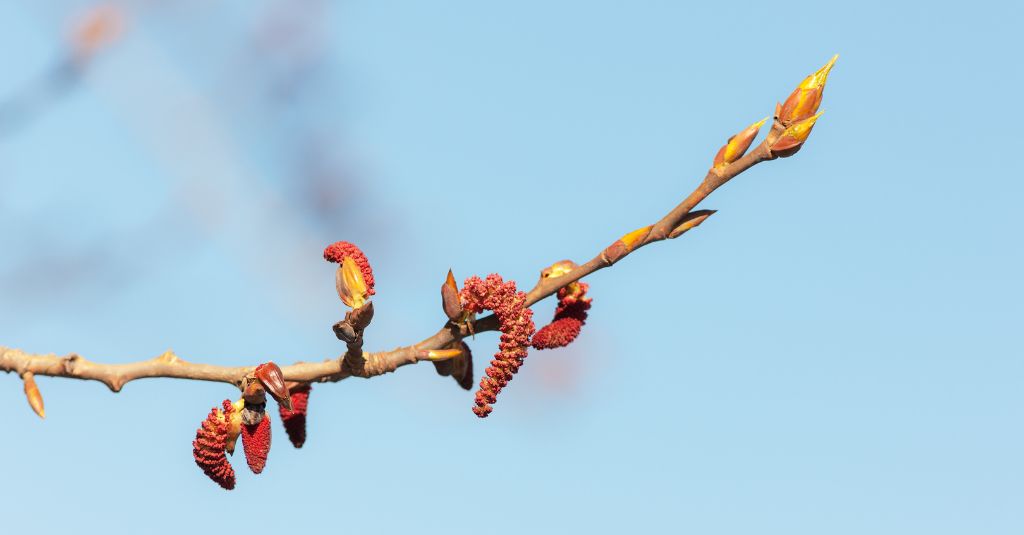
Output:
top-left (425, 348), bottom-right (464, 361)
top-left (336, 256), bottom-right (370, 308)
top-left (441, 269), bottom-right (464, 322)
top-left (713, 118), bottom-right (768, 169)
top-left (22, 372), bottom-right (45, 419)
top-left (541, 260), bottom-right (577, 280)
top-left (255, 362), bottom-right (291, 411)
top-left (324, 241), bottom-right (375, 308)
top-left (602, 225), bottom-right (652, 265)
top-left (770, 111), bottom-right (823, 156)
top-left (778, 54), bottom-right (837, 125)
top-left (668, 210), bottom-right (715, 239)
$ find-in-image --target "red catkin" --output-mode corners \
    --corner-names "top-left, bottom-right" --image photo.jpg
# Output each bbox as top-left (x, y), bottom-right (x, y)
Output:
top-left (460, 274), bottom-right (535, 418)
top-left (532, 282), bottom-right (592, 349)
top-left (192, 399), bottom-right (236, 490)
top-left (241, 414), bottom-right (272, 474)
top-left (323, 241), bottom-right (375, 296)
top-left (279, 384), bottom-right (311, 448)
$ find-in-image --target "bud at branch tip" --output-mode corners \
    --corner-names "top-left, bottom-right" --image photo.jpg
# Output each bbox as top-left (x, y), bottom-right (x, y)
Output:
top-left (778, 54), bottom-right (838, 125)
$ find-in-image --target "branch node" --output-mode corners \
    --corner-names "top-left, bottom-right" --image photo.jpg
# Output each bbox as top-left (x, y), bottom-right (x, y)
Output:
top-left (62, 354), bottom-right (83, 375)
top-left (107, 377), bottom-right (125, 393)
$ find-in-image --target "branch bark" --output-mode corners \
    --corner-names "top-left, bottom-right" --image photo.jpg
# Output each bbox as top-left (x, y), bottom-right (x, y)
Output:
top-left (0, 120), bottom-right (787, 395)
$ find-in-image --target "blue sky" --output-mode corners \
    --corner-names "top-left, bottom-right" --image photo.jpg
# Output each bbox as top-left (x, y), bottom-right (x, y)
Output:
top-left (1, 1), bottom-right (1022, 533)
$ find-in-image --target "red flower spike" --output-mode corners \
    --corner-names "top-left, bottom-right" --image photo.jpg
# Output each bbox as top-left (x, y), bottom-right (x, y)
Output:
top-left (323, 241), bottom-right (375, 296)
top-left (279, 384), bottom-right (311, 448)
top-left (532, 282), bottom-right (592, 350)
top-left (241, 414), bottom-right (272, 474)
top-left (460, 274), bottom-right (535, 418)
top-left (192, 400), bottom-right (237, 490)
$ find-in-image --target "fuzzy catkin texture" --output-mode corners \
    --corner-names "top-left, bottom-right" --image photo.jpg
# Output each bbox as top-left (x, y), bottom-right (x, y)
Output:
top-left (532, 282), bottom-right (591, 349)
top-left (323, 241), bottom-right (375, 295)
top-left (279, 385), bottom-right (311, 448)
top-left (460, 274), bottom-right (535, 418)
top-left (192, 400), bottom-right (236, 490)
top-left (241, 415), bottom-right (272, 474)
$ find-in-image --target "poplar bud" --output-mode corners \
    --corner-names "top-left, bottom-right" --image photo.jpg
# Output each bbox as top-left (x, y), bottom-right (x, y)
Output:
top-left (713, 118), bottom-right (768, 169)
top-left (22, 372), bottom-right (45, 419)
top-left (254, 362), bottom-right (291, 411)
top-left (778, 54), bottom-right (837, 125)
top-left (770, 111), bottom-right (824, 156)
top-left (441, 269), bottom-right (464, 322)
top-left (668, 210), bottom-right (716, 239)
top-left (335, 256), bottom-right (370, 309)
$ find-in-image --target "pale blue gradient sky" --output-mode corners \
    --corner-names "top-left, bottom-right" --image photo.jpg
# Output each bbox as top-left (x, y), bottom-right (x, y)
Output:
top-left (2, 2), bottom-right (1022, 534)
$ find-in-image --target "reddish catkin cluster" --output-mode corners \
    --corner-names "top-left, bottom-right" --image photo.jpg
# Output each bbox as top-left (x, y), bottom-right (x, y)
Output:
top-left (460, 274), bottom-right (535, 418)
top-left (192, 400), bottom-right (236, 490)
top-left (323, 241), bottom-right (376, 296)
top-left (532, 282), bottom-right (592, 350)
top-left (279, 384), bottom-right (311, 448)
top-left (241, 416), bottom-right (272, 474)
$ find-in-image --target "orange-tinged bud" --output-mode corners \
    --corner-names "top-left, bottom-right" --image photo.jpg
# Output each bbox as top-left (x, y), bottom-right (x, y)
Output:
top-left (601, 225), bottom-right (652, 265)
top-left (713, 117), bottom-right (768, 169)
top-left (441, 269), bottom-right (463, 322)
top-left (619, 225), bottom-right (652, 251)
top-left (771, 111), bottom-right (824, 155)
top-left (335, 256), bottom-right (369, 308)
top-left (425, 348), bottom-right (464, 361)
top-left (668, 210), bottom-right (716, 239)
top-left (778, 55), bottom-right (837, 125)
top-left (22, 372), bottom-right (45, 419)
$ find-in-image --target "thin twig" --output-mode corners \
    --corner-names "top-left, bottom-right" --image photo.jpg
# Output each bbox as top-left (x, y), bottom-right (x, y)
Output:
top-left (0, 120), bottom-right (784, 393)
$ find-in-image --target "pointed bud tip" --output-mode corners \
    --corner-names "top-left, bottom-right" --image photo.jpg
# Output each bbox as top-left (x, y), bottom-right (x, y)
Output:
top-left (787, 110), bottom-right (824, 137)
top-left (441, 268), bottom-right (464, 322)
top-left (801, 54), bottom-right (840, 90)
top-left (668, 210), bottom-right (716, 239)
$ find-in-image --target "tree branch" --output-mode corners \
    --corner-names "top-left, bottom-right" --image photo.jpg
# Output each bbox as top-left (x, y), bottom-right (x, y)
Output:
top-left (3, 49), bottom-right (838, 420)
top-left (0, 122), bottom-right (781, 393)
